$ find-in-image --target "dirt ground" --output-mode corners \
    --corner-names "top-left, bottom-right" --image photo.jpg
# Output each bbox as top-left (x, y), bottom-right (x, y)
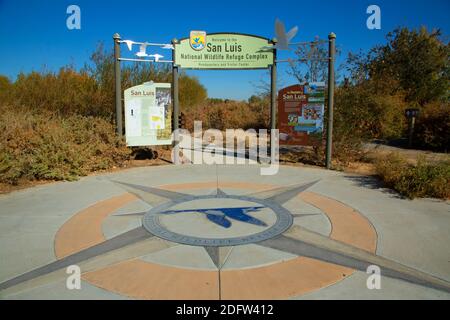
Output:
top-left (279, 142), bottom-right (449, 176)
top-left (363, 142), bottom-right (449, 164)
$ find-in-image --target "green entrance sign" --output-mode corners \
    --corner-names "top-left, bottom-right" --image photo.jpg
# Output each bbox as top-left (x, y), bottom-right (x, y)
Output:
top-left (174, 33), bottom-right (274, 69)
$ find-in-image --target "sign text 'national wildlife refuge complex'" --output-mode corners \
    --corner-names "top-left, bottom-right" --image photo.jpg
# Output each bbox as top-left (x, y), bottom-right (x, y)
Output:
top-left (175, 32), bottom-right (274, 69)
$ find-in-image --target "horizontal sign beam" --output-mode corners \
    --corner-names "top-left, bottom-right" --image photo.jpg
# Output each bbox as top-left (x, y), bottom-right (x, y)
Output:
top-left (118, 58), bottom-right (173, 63)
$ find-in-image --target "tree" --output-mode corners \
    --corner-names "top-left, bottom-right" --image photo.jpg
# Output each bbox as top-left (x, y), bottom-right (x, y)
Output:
top-left (288, 38), bottom-right (330, 83)
top-left (365, 27), bottom-right (449, 105)
top-left (340, 27), bottom-right (449, 149)
top-left (0, 75), bottom-right (11, 91)
top-left (84, 43), bottom-right (207, 114)
top-left (179, 74), bottom-right (207, 109)
top-left (0, 75), bottom-right (11, 102)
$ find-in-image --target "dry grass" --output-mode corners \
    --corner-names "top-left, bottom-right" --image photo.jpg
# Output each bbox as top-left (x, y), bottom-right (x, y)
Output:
top-left (374, 153), bottom-right (450, 199)
top-left (0, 105), bottom-right (131, 185)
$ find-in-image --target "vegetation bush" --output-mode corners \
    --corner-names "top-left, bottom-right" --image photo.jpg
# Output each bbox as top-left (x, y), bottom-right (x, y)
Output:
top-left (84, 44), bottom-right (207, 119)
top-left (341, 27), bottom-right (449, 149)
top-left (375, 153), bottom-right (450, 199)
top-left (0, 106), bottom-right (131, 185)
top-left (334, 85), bottom-right (407, 140)
top-left (286, 134), bottom-right (366, 169)
top-left (184, 98), bottom-right (269, 131)
top-left (0, 44), bottom-right (207, 186)
top-left (1, 44), bottom-right (207, 121)
top-left (368, 27), bottom-right (449, 106)
top-left (414, 101), bottom-right (450, 151)
top-left (11, 68), bottom-right (106, 117)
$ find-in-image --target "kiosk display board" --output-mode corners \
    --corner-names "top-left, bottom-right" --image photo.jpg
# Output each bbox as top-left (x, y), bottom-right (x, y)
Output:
top-left (124, 82), bottom-right (172, 146)
top-left (278, 83), bottom-right (325, 146)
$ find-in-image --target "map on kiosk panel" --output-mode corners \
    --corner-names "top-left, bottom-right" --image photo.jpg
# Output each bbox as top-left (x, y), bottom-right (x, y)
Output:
top-left (148, 107), bottom-right (165, 130)
top-left (127, 98), bottom-right (162, 136)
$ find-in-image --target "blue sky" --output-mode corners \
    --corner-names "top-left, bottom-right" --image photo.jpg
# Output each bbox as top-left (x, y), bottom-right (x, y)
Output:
top-left (0, 0), bottom-right (449, 100)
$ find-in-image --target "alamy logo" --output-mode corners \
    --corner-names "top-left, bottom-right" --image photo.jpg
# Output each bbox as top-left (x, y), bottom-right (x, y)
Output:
top-left (66, 265), bottom-right (81, 290)
top-left (171, 122), bottom-right (280, 176)
top-left (366, 265), bottom-right (381, 289)
top-left (66, 5), bottom-right (81, 30)
top-left (366, 5), bottom-right (381, 30)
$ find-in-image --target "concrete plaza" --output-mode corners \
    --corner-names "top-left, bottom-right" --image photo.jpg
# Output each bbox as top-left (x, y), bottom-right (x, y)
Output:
top-left (0, 164), bottom-right (449, 299)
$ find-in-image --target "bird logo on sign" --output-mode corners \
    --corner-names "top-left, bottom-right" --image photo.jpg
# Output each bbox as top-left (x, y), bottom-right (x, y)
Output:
top-left (190, 30), bottom-right (207, 51)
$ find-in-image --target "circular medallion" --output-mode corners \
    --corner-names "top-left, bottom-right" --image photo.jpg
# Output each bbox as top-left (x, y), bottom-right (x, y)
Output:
top-left (142, 194), bottom-right (293, 246)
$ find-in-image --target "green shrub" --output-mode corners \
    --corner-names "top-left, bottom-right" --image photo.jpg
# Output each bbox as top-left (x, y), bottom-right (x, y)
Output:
top-left (375, 153), bottom-right (450, 199)
top-left (1, 44), bottom-right (208, 121)
top-left (12, 68), bottom-right (108, 117)
top-left (85, 44), bottom-right (207, 118)
top-left (0, 106), bottom-right (131, 185)
top-left (414, 101), bottom-right (450, 151)
top-left (184, 100), bottom-right (267, 131)
top-left (334, 84), bottom-right (407, 140)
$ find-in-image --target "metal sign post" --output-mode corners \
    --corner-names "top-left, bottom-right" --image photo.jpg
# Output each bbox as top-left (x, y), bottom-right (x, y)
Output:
top-left (270, 38), bottom-right (278, 162)
top-left (172, 39), bottom-right (180, 165)
top-left (325, 33), bottom-right (336, 169)
top-left (113, 33), bottom-right (123, 136)
top-left (405, 108), bottom-right (419, 148)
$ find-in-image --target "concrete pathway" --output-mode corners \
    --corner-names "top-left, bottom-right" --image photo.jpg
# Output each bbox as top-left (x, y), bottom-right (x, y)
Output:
top-left (0, 164), bottom-right (449, 299)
